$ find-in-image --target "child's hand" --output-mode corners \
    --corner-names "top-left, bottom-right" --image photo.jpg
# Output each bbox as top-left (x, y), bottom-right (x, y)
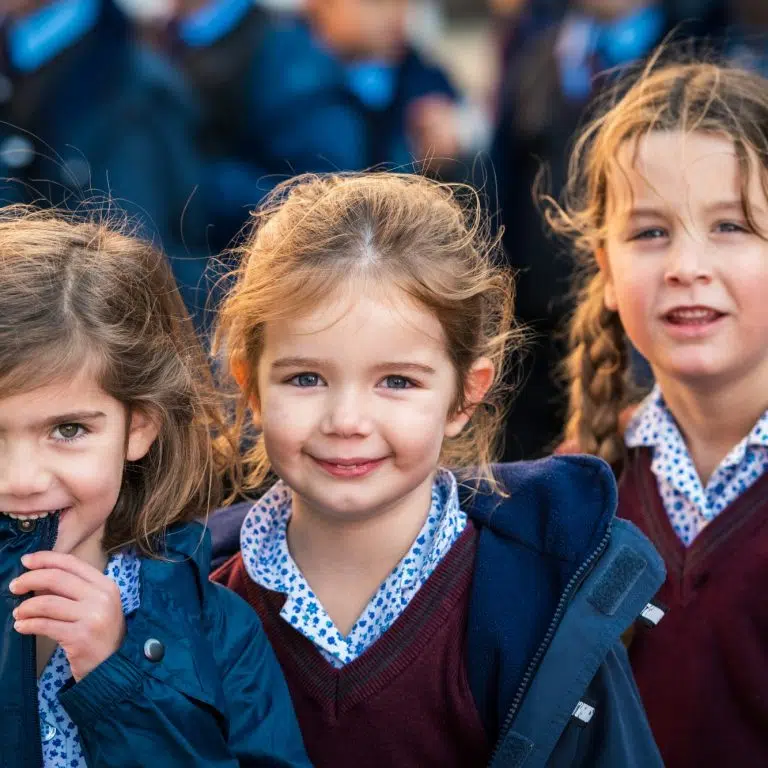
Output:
top-left (10, 551), bottom-right (126, 681)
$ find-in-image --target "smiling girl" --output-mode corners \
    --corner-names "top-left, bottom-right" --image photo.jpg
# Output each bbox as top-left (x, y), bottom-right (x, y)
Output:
top-left (0, 207), bottom-right (309, 767)
top-left (210, 172), bottom-right (665, 767)
top-left (559, 61), bottom-right (768, 765)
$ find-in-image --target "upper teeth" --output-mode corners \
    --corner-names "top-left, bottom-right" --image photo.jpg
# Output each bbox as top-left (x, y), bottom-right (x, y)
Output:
top-left (0, 509), bottom-right (61, 520)
top-left (669, 308), bottom-right (716, 318)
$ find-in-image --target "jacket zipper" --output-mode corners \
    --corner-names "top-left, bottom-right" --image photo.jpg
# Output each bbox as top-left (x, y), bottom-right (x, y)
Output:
top-left (488, 526), bottom-right (612, 766)
top-left (22, 512), bottom-right (60, 768)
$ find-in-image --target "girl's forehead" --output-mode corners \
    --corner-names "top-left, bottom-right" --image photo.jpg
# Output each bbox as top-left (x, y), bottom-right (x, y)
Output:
top-left (608, 131), bottom-right (764, 215)
top-left (0, 362), bottom-right (115, 417)
top-left (262, 282), bottom-right (447, 355)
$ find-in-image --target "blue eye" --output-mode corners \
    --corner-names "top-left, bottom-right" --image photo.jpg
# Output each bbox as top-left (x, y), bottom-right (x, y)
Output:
top-left (716, 221), bottom-right (748, 234)
top-left (52, 423), bottom-right (86, 442)
top-left (290, 373), bottom-right (323, 387)
top-left (381, 375), bottom-right (413, 390)
top-left (631, 227), bottom-right (667, 241)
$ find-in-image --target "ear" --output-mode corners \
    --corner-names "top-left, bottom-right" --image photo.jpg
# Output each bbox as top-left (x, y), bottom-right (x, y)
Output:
top-left (126, 408), bottom-right (160, 462)
top-left (595, 246), bottom-right (618, 311)
top-left (232, 358), bottom-right (262, 430)
top-left (444, 357), bottom-right (495, 439)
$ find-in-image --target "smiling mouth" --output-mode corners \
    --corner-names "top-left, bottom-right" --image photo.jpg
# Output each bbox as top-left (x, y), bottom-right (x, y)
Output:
top-left (0, 507), bottom-right (69, 520)
top-left (311, 457), bottom-right (387, 478)
top-left (664, 307), bottom-right (725, 325)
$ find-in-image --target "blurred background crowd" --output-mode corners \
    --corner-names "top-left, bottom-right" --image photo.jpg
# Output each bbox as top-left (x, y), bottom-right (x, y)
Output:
top-left (0, 0), bottom-right (764, 460)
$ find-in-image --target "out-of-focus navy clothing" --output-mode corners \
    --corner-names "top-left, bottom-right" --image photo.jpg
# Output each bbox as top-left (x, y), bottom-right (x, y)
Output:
top-left (0, 1), bottom-right (209, 326)
top-left (174, 12), bottom-right (457, 247)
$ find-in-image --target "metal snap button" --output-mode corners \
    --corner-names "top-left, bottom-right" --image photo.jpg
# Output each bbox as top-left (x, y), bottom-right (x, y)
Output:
top-left (41, 719), bottom-right (57, 743)
top-left (143, 638), bottom-right (165, 662)
top-left (18, 518), bottom-right (37, 533)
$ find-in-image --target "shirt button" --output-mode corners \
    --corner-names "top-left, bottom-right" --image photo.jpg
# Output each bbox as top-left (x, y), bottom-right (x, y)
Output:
top-left (18, 519), bottom-right (37, 532)
top-left (143, 638), bottom-right (165, 662)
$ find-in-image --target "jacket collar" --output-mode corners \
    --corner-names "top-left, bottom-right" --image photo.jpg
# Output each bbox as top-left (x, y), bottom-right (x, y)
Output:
top-left (461, 455), bottom-right (616, 566)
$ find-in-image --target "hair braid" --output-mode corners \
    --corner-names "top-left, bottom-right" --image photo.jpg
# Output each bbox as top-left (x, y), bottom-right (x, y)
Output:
top-left (565, 272), bottom-right (628, 469)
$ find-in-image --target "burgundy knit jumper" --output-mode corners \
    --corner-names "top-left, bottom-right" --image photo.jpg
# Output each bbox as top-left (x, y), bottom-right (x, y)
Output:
top-left (618, 448), bottom-right (768, 767)
top-left (213, 525), bottom-right (490, 767)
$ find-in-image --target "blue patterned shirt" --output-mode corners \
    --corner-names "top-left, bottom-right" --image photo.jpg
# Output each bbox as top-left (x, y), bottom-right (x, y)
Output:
top-left (625, 386), bottom-right (768, 546)
top-left (38, 552), bottom-right (141, 768)
top-left (241, 470), bottom-right (467, 668)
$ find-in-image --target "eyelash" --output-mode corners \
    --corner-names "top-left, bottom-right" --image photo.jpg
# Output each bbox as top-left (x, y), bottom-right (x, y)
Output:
top-left (630, 221), bottom-right (750, 241)
top-left (51, 423), bottom-right (88, 444)
top-left (287, 373), bottom-right (416, 389)
top-left (630, 227), bottom-right (666, 241)
top-left (715, 221), bottom-right (749, 234)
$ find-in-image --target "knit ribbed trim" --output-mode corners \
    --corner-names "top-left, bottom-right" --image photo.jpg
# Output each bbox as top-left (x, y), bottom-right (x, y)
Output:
top-left (629, 447), bottom-right (768, 576)
top-left (246, 525), bottom-right (478, 716)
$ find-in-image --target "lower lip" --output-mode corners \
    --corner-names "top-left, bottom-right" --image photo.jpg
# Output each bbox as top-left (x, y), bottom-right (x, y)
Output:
top-left (662, 313), bottom-right (726, 338)
top-left (312, 457), bottom-right (386, 479)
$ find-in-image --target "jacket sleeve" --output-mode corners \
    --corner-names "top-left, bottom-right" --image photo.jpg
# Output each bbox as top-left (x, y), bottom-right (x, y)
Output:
top-left (207, 582), bottom-right (313, 767)
top-left (548, 643), bottom-right (663, 768)
top-left (58, 584), bottom-right (311, 767)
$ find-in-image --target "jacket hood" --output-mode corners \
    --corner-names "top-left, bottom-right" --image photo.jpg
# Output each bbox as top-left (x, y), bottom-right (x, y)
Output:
top-left (462, 455), bottom-right (615, 567)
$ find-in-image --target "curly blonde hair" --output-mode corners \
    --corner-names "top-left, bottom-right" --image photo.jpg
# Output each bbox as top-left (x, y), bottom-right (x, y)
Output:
top-left (215, 172), bottom-right (522, 493)
top-left (0, 206), bottom-right (232, 555)
top-left (549, 58), bottom-right (768, 469)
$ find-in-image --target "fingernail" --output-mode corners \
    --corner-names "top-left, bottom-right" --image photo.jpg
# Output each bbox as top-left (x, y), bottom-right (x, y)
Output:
top-left (12, 608), bottom-right (17, 619)
top-left (8, 579), bottom-right (16, 593)
top-left (20, 555), bottom-right (30, 565)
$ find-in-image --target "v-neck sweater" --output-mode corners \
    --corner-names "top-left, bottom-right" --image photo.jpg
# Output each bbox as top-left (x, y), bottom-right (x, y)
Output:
top-left (213, 524), bottom-right (489, 767)
top-left (618, 448), bottom-right (768, 767)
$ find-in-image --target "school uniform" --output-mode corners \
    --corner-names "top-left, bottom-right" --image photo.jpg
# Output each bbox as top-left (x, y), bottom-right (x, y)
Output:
top-left (0, 513), bottom-right (311, 768)
top-left (618, 386), bottom-right (768, 766)
top-left (210, 456), bottom-right (666, 767)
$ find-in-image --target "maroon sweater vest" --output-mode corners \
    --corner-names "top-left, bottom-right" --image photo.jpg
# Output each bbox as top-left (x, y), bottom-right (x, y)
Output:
top-left (213, 526), bottom-right (490, 767)
top-left (618, 449), bottom-right (768, 767)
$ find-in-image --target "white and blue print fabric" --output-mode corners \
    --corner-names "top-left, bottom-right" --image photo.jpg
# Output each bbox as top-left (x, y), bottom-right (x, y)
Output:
top-left (241, 470), bottom-right (467, 668)
top-left (626, 386), bottom-right (768, 546)
top-left (38, 552), bottom-right (141, 768)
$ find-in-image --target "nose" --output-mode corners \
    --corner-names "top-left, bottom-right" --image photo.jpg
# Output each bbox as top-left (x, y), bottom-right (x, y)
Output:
top-left (0, 442), bottom-right (52, 498)
top-left (664, 233), bottom-right (713, 286)
top-left (320, 387), bottom-right (374, 438)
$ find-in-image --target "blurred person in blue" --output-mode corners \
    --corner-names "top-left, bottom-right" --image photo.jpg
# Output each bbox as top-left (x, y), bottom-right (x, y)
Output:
top-left (491, 0), bottom-right (724, 461)
top-left (161, 0), bottom-right (462, 249)
top-left (0, 0), bottom-right (210, 326)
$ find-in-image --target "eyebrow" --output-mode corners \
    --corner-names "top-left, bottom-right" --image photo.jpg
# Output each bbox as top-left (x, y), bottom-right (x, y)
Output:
top-left (627, 200), bottom-right (763, 218)
top-left (271, 357), bottom-right (437, 375)
top-left (36, 411), bottom-right (106, 429)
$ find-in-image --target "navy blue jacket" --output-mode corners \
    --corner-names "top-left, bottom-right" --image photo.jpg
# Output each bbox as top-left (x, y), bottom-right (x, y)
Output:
top-left (209, 455), bottom-right (666, 766)
top-left (0, 515), bottom-right (311, 767)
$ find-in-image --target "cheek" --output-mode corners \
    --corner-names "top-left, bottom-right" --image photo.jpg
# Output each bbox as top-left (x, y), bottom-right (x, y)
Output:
top-left (260, 392), bottom-right (315, 452)
top-left (65, 450), bottom-right (124, 505)
top-left (383, 398), bottom-right (450, 460)
top-left (610, 271), bottom-right (654, 347)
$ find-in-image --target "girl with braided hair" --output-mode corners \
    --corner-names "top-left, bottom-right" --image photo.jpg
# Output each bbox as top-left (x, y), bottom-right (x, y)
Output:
top-left (557, 58), bottom-right (768, 766)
